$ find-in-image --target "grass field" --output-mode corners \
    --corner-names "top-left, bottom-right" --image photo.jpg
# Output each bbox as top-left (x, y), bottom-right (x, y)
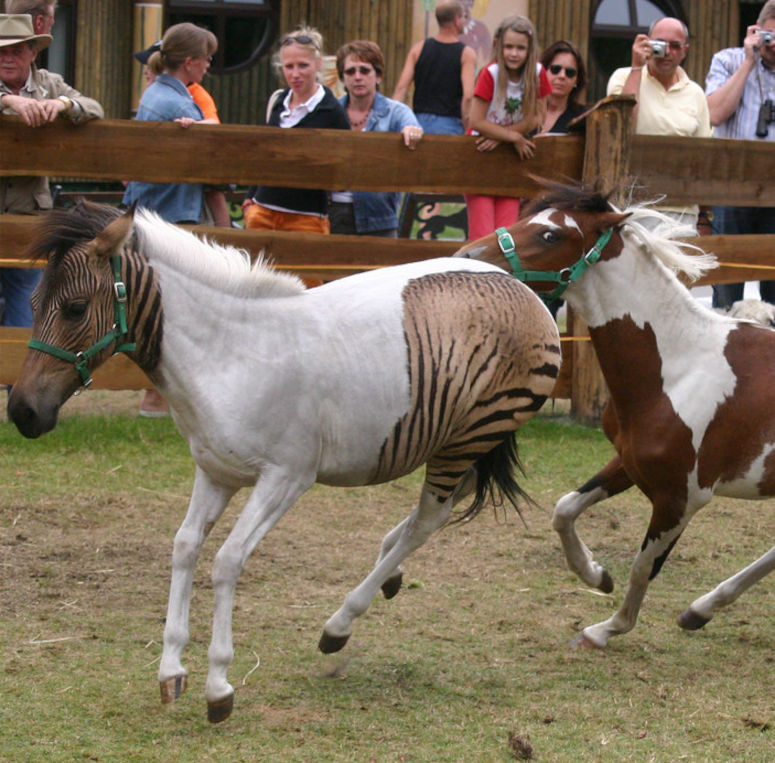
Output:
top-left (2, 392), bottom-right (775, 761)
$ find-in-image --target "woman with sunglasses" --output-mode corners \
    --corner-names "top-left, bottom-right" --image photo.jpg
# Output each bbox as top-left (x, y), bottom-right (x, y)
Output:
top-left (537, 40), bottom-right (587, 135)
top-left (330, 40), bottom-right (423, 237)
top-left (242, 27), bottom-right (349, 235)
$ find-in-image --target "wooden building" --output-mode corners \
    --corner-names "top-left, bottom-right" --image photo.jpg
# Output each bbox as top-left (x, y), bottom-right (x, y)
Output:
top-left (36, 1), bottom-right (765, 124)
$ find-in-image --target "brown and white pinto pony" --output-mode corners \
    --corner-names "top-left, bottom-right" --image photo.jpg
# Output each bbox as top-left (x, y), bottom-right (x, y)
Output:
top-left (455, 182), bottom-right (775, 649)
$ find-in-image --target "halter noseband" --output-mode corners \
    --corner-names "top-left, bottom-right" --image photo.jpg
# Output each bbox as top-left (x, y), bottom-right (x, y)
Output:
top-left (28, 254), bottom-right (136, 388)
top-left (495, 225), bottom-right (614, 303)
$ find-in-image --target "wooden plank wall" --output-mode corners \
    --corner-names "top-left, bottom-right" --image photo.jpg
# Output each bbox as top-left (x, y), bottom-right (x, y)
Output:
top-left (61, 1), bottom-right (744, 124)
top-left (280, 0), bottom-right (414, 96)
top-left (74, 0), bottom-right (133, 120)
top-left (529, 0), bottom-right (593, 57)
top-left (67, 1), bottom-right (413, 123)
top-left (683, 0), bottom-right (739, 88)
top-left (529, 0), bottom-right (742, 104)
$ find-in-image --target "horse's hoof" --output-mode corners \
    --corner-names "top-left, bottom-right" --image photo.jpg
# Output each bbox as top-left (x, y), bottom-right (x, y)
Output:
top-left (318, 631), bottom-right (350, 654)
top-left (207, 693), bottom-right (234, 724)
top-left (159, 674), bottom-right (187, 704)
top-left (598, 570), bottom-right (614, 594)
top-left (570, 632), bottom-right (603, 649)
top-left (677, 608), bottom-right (710, 631)
top-left (381, 573), bottom-right (403, 600)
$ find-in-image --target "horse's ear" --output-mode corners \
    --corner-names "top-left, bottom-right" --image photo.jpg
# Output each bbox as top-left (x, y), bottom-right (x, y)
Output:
top-left (92, 207), bottom-right (135, 260)
top-left (599, 211), bottom-right (630, 232)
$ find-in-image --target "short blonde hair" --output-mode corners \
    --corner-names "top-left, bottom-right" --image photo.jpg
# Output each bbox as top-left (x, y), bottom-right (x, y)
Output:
top-left (273, 26), bottom-right (324, 83)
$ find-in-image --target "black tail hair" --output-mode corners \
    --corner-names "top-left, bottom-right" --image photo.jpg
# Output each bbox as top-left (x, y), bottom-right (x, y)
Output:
top-left (451, 434), bottom-right (533, 525)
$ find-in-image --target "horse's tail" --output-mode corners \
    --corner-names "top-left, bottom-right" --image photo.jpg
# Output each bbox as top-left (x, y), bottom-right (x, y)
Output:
top-left (451, 434), bottom-right (533, 525)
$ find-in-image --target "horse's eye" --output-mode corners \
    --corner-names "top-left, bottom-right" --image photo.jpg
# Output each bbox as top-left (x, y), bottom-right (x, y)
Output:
top-left (541, 230), bottom-right (560, 244)
top-left (62, 301), bottom-right (88, 321)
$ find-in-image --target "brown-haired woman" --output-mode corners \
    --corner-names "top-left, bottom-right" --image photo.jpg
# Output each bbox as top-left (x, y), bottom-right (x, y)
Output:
top-left (123, 22), bottom-right (217, 417)
top-left (537, 40), bottom-right (587, 135)
top-left (330, 40), bottom-right (423, 236)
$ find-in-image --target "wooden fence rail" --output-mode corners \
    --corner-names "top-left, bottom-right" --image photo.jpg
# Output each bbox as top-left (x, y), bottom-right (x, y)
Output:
top-left (2, 97), bottom-right (774, 415)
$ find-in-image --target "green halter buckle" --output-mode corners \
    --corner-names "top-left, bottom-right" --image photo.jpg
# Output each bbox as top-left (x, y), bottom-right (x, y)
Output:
top-left (28, 254), bottom-right (136, 388)
top-left (495, 226), bottom-right (614, 303)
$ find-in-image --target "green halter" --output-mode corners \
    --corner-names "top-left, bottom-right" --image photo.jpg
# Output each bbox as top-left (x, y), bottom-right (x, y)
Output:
top-left (495, 225), bottom-right (614, 303)
top-left (28, 254), bottom-right (137, 388)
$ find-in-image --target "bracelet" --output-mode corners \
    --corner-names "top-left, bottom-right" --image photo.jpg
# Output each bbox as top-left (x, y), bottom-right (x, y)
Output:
top-left (630, 66), bottom-right (643, 71)
top-left (58, 94), bottom-right (73, 112)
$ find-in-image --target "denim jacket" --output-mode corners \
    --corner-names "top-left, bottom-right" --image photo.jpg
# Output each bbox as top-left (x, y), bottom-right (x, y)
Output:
top-left (338, 91), bottom-right (420, 233)
top-left (123, 74), bottom-right (204, 223)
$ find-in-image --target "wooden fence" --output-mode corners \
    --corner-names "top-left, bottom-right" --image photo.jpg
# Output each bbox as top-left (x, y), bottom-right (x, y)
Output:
top-left (2, 96), bottom-right (774, 419)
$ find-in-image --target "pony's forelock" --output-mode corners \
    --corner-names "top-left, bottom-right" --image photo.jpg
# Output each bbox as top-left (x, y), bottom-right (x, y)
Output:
top-left (523, 181), bottom-right (614, 218)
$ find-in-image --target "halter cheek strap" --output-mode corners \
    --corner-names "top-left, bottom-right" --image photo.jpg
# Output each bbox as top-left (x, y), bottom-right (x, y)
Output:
top-left (495, 226), bottom-right (614, 303)
top-left (28, 254), bottom-right (137, 388)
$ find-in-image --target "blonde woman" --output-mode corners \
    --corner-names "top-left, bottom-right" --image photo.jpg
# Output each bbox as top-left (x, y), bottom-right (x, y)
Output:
top-left (242, 27), bottom-right (350, 234)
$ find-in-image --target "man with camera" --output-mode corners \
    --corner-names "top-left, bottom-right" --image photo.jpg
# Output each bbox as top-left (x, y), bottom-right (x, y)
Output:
top-left (607, 17), bottom-right (711, 228)
top-left (706, 0), bottom-right (775, 309)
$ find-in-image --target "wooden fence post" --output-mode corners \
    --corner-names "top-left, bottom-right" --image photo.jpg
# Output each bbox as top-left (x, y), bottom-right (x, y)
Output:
top-left (569, 95), bottom-right (636, 423)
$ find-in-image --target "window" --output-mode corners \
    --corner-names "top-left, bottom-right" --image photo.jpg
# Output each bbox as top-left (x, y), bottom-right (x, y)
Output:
top-left (166, 0), bottom-right (279, 74)
top-left (37, 0), bottom-right (76, 82)
top-left (588, 0), bottom-right (686, 101)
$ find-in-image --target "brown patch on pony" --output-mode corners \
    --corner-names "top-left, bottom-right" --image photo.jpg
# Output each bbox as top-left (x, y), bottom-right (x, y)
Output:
top-left (590, 316), bottom-right (694, 538)
top-left (698, 323), bottom-right (775, 494)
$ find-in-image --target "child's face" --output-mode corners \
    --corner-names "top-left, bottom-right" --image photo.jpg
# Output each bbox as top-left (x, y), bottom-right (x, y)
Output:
top-left (501, 29), bottom-right (530, 72)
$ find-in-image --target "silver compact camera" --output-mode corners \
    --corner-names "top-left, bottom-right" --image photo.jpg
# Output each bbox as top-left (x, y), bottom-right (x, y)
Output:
top-left (758, 29), bottom-right (774, 45)
top-left (649, 39), bottom-right (668, 57)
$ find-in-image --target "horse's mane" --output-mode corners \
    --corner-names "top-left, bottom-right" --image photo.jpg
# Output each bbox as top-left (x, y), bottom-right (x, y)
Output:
top-left (525, 181), bottom-right (718, 283)
top-left (133, 209), bottom-right (304, 298)
top-left (31, 199), bottom-right (123, 268)
top-left (32, 199), bottom-right (305, 299)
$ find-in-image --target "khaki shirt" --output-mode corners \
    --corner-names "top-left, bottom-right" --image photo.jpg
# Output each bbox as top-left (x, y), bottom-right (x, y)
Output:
top-left (0, 66), bottom-right (104, 214)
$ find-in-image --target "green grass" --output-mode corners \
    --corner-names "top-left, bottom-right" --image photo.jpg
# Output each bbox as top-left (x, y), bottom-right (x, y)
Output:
top-left (2, 403), bottom-right (775, 761)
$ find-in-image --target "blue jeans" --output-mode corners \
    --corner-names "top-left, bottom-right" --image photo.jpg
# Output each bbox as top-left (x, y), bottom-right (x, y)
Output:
top-left (416, 113), bottom-right (464, 136)
top-left (711, 206), bottom-right (775, 309)
top-left (0, 268), bottom-right (42, 327)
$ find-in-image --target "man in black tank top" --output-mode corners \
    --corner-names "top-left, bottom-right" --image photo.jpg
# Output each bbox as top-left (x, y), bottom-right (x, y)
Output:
top-left (392, 0), bottom-right (476, 135)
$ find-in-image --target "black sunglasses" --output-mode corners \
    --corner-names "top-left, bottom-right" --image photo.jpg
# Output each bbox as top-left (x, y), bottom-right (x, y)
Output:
top-left (549, 64), bottom-right (578, 78)
top-left (281, 34), bottom-right (319, 50)
top-left (343, 65), bottom-right (375, 76)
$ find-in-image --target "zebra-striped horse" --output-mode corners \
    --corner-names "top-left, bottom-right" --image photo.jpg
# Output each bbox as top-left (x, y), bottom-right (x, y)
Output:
top-left (7, 201), bottom-right (561, 723)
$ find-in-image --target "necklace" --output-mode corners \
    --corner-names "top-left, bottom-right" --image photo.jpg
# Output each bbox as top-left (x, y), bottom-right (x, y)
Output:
top-left (348, 108), bottom-right (371, 130)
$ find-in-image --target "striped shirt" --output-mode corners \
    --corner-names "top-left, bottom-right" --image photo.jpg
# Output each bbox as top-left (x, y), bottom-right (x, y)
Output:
top-left (705, 47), bottom-right (775, 140)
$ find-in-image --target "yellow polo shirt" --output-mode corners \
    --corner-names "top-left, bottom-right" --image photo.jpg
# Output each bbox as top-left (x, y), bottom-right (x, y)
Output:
top-left (607, 65), bottom-right (712, 217)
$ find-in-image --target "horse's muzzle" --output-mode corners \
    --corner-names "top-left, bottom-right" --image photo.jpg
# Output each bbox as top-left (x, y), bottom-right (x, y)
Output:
top-left (7, 389), bottom-right (60, 439)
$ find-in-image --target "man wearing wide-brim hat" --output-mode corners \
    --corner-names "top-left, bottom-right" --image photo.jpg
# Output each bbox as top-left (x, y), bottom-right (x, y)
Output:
top-left (0, 13), bottom-right (103, 327)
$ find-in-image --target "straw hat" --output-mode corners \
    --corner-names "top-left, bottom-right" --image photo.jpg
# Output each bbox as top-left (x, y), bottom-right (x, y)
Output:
top-left (0, 14), bottom-right (53, 51)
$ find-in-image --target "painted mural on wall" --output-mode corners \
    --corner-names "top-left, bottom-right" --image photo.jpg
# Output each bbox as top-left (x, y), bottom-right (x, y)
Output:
top-left (414, 0), bottom-right (528, 71)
